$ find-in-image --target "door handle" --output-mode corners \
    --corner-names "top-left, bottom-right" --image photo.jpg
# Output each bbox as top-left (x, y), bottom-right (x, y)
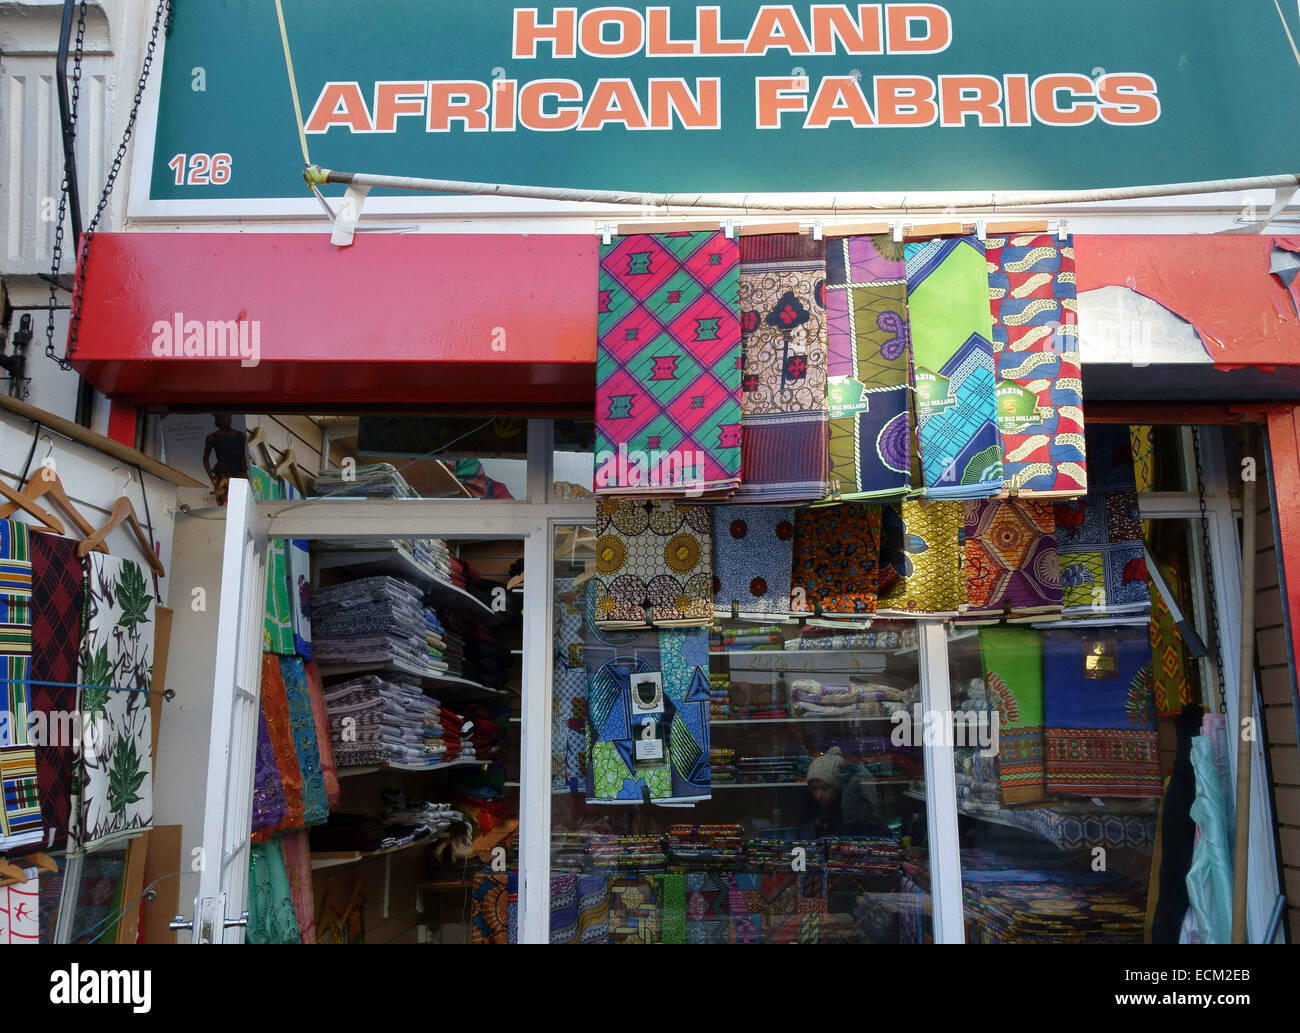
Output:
top-left (169, 914), bottom-right (193, 932)
top-left (225, 911), bottom-right (249, 929)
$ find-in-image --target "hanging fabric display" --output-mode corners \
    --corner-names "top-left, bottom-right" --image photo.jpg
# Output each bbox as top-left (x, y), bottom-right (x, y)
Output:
top-left (876, 499), bottom-right (966, 616)
top-left (552, 576), bottom-right (588, 794)
top-left (0, 864), bottom-right (38, 943)
top-left (246, 838), bottom-right (302, 944)
top-left (710, 506), bottom-right (795, 619)
top-left (592, 498), bottom-right (712, 628)
top-left (595, 230), bottom-right (743, 497)
top-left (28, 531), bottom-right (84, 849)
top-left (986, 233), bottom-right (1088, 496)
top-left (302, 661), bottom-right (340, 809)
top-left (822, 233), bottom-right (913, 500)
top-left (585, 621), bottom-right (711, 805)
top-left (71, 552), bottom-right (155, 851)
top-left (731, 234), bottom-right (829, 502)
top-left (251, 708), bottom-right (287, 834)
top-left (903, 236), bottom-right (1004, 498)
top-left (960, 498), bottom-right (1062, 623)
top-left (249, 467), bottom-right (295, 654)
top-left (1130, 425), bottom-right (1195, 715)
top-left (0, 520), bottom-right (39, 851)
top-left (1043, 627), bottom-right (1162, 798)
top-left (279, 658), bottom-right (329, 827)
top-left (279, 830), bottom-right (317, 945)
top-left (256, 653), bottom-right (303, 834)
top-left (789, 503), bottom-right (881, 618)
top-left (1054, 425), bottom-right (1148, 617)
top-left (979, 626), bottom-right (1047, 804)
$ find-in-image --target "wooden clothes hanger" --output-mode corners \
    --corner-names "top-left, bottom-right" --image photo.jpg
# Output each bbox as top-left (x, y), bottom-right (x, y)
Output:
top-left (77, 470), bottom-right (166, 576)
top-left (0, 438), bottom-right (105, 550)
top-left (0, 480), bottom-right (65, 536)
top-left (0, 857), bottom-right (29, 886)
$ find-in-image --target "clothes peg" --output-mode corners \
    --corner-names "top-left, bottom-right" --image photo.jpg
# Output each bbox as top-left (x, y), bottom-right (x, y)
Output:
top-left (812, 219), bottom-right (824, 241)
top-left (976, 219), bottom-right (988, 241)
top-left (891, 221), bottom-right (904, 243)
top-left (1057, 218), bottom-right (1070, 242)
top-left (600, 223), bottom-right (612, 246)
top-left (723, 218), bottom-right (735, 240)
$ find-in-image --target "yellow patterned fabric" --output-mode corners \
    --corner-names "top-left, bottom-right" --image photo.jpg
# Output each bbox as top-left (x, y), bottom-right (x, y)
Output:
top-left (593, 498), bottom-right (713, 628)
top-left (878, 499), bottom-right (967, 615)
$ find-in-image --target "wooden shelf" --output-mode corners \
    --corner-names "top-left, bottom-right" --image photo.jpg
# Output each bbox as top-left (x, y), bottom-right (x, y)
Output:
top-left (337, 757), bottom-right (489, 778)
top-left (715, 776), bottom-right (912, 790)
top-left (315, 657), bottom-right (506, 699)
top-left (713, 715), bottom-right (901, 726)
top-left (310, 837), bottom-right (434, 870)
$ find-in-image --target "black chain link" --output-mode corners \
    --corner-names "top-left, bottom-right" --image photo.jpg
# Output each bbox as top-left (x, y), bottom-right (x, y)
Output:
top-left (43, 2), bottom-right (88, 376)
top-left (54, 0), bottom-right (171, 370)
top-left (1192, 426), bottom-right (1228, 713)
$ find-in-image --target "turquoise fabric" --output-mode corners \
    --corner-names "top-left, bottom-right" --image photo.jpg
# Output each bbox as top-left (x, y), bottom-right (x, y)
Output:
top-left (246, 839), bottom-right (302, 944)
top-left (279, 657), bottom-right (329, 826)
top-left (1186, 734), bottom-right (1233, 944)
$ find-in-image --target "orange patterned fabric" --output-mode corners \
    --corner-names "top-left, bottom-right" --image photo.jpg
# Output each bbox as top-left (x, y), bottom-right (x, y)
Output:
top-left (789, 503), bottom-right (881, 616)
top-left (304, 661), bottom-right (341, 808)
top-left (259, 653), bottom-right (303, 834)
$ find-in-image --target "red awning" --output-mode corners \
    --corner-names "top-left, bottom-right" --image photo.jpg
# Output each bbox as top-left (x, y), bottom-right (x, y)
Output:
top-left (71, 232), bottom-right (598, 413)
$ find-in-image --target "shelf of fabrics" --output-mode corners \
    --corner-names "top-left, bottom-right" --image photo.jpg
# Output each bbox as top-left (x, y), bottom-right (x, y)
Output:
top-left (314, 547), bottom-right (508, 624)
top-left (310, 837), bottom-right (437, 871)
top-left (337, 757), bottom-right (491, 778)
top-left (315, 660), bottom-right (504, 700)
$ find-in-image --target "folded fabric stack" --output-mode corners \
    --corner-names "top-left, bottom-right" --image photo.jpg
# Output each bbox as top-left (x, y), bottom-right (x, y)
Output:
top-left (321, 675), bottom-right (447, 769)
top-left (588, 834), bottom-right (667, 871)
top-left (314, 536), bottom-right (453, 586)
top-left (445, 768), bottom-right (506, 838)
top-left (737, 755), bottom-right (803, 784)
top-left (744, 839), bottom-right (822, 870)
top-left (823, 836), bottom-right (902, 876)
top-left (728, 680), bottom-right (789, 720)
top-left (789, 679), bottom-right (904, 719)
top-left (464, 702), bottom-right (508, 762)
top-left (308, 812), bottom-right (387, 853)
top-left (550, 831), bottom-right (592, 873)
top-left (379, 789), bottom-right (471, 851)
top-left (440, 705), bottom-right (472, 762)
top-left (796, 626), bottom-right (919, 651)
top-left (710, 625), bottom-right (788, 651)
top-left (666, 825), bottom-right (745, 870)
top-left (311, 463), bottom-right (417, 499)
top-left (961, 872), bottom-right (1147, 944)
top-left (709, 673), bottom-right (731, 720)
top-left (710, 747), bottom-right (737, 783)
top-left (312, 576), bottom-right (449, 675)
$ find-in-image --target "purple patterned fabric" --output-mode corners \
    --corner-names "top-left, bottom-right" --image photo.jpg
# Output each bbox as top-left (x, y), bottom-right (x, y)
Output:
top-left (252, 709), bottom-right (287, 833)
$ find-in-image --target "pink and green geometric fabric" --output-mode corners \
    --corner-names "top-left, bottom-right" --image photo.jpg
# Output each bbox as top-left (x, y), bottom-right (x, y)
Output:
top-left (823, 234), bottom-right (912, 500)
top-left (904, 236), bottom-right (1004, 499)
top-left (596, 231), bottom-right (742, 497)
top-left (986, 233), bottom-right (1088, 497)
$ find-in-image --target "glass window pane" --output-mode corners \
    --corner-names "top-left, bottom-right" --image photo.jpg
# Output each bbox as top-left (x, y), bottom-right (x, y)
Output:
top-left (550, 524), bottom-right (931, 944)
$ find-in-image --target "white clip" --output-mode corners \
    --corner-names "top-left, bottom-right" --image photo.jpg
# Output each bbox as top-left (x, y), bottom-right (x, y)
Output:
top-left (891, 221), bottom-right (904, 243)
top-left (723, 218), bottom-right (735, 240)
top-left (1057, 218), bottom-right (1069, 242)
top-left (600, 223), bottom-right (612, 246)
top-left (330, 182), bottom-right (371, 248)
top-left (812, 219), bottom-right (824, 241)
top-left (975, 218), bottom-right (987, 241)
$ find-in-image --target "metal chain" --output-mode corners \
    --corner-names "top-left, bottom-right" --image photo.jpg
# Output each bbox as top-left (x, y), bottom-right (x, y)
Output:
top-left (61, 0), bottom-right (171, 368)
top-left (43, 1), bottom-right (89, 375)
top-left (1192, 426), bottom-right (1228, 713)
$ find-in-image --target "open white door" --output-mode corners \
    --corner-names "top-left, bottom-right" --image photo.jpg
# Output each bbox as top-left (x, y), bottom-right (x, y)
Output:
top-left (179, 477), bottom-right (268, 943)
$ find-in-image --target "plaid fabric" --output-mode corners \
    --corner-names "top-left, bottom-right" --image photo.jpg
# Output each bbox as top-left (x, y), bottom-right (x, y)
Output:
top-left (0, 747), bottom-right (41, 843)
top-left (596, 230), bottom-right (742, 497)
top-left (29, 531), bottom-right (84, 848)
top-left (0, 520), bottom-right (32, 755)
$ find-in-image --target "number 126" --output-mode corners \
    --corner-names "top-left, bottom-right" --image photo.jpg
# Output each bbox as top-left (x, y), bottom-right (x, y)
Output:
top-left (168, 152), bottom-right (232, 186)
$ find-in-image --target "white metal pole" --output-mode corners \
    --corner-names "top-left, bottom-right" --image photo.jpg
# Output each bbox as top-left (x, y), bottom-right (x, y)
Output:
top-left (517, 521), bottom-right (553, 943)
top-left (918, 619), bottom-right (965, 943)
top-left (308, 165), bottom-right (1300, 214)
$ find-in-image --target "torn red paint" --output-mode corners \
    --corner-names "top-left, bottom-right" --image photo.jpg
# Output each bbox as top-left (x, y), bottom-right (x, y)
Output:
top-left (1074, 235), bottom-right (1300, 367)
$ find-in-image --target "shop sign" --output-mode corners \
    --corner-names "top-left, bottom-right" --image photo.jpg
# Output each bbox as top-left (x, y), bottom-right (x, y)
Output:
top-left (137, 1), bottom-right (1300, 214)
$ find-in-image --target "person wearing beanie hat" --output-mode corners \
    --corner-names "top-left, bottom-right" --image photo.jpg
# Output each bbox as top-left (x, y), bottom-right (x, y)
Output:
top-left (800, 747), bottom-right (890, 840)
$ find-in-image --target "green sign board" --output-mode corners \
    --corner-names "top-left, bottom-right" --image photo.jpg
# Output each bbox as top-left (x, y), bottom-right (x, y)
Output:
top-left (143, 0), bottom-right (1300, 208)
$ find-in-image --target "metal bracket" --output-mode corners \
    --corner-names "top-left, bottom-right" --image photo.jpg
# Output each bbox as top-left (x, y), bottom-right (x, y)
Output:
top-left (330, 182), bottom-right (372, 247)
